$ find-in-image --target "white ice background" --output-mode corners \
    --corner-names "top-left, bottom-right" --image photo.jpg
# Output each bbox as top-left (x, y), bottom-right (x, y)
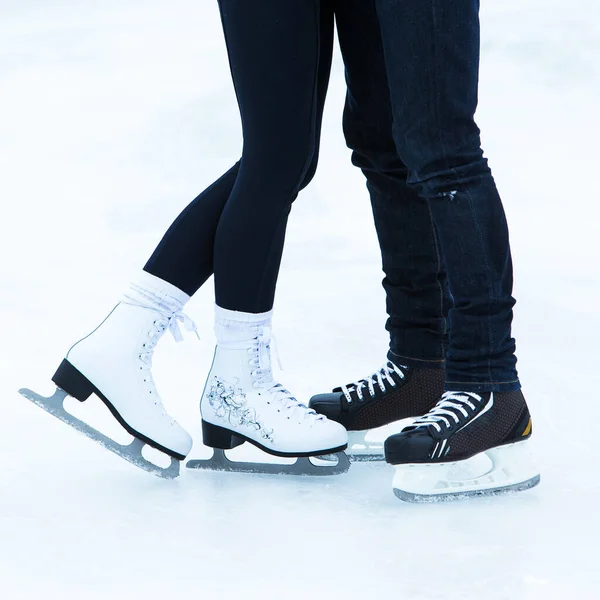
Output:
top-left (1, 1), bottom-right (599, 599)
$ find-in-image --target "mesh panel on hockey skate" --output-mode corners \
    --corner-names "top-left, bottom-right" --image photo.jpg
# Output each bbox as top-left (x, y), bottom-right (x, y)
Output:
top-left (352, 367), bottom-right (445, 430)
top-left (448, 390), bottom-right (530, 459)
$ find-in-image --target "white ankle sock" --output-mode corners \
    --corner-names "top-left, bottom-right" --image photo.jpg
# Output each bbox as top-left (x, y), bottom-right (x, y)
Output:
top-left (214, 305), bottom-right (272, 345)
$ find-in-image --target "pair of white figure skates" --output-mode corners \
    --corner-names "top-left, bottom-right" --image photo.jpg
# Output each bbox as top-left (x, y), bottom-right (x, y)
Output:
top-left (20, 273), bottom-right (540, 502)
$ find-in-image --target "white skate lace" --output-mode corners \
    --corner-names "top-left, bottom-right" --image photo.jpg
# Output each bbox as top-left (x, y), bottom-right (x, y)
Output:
top-left (341, 361), bottom-right (406, 404)
top-left (411, 391), bottom-right (483, 433)
top-left (122, 295), bottom-right (198, 363)
top-left (120, 296), bottom-right (197, 414)
top-left (122, 294), bottom-right (198, 394)
top-left (249, 326), bottom-right (323, 425)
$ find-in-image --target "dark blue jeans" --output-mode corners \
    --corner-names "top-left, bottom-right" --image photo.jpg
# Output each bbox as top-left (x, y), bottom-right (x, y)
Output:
top-left (333, 0), bottom-right (520, 392)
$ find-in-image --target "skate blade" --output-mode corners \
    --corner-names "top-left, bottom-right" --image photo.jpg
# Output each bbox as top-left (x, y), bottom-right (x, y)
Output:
top-left (322, 425), bottom-right (416, 463)
top-left (186, 448), bottom-right (350, 476)
top-left (393, 474), bottom-right (541, 503)
top-left (320, 449), bottom-right (383, 463)
top-left (345, 430), bottom-right (385, 462)
top-left (391, 439), bottom-right (540, 503)
top-left (19, 387), bottom-right (180, 479)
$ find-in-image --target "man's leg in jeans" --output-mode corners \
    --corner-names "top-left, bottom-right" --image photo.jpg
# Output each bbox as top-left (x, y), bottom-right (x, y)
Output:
top-left (309, 0), bottom-right (448, 449)
top-left (376, 0), bottom-right (538, 498)
top-left (375, 0), bottom-right (518, 392)
top-left (335, 0), bottom-right (449, 368)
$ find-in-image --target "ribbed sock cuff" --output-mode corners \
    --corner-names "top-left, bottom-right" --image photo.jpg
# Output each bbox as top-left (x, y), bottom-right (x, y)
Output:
top-left (214, 304), bottom-right (272, 345)
top-left (126, 271), bottom-right (190, 310)
top-left (215, 304), bottom-right (272, 325)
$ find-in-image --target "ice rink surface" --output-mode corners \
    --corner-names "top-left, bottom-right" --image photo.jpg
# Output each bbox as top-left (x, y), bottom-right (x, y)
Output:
top-left (1, 1), bottom-right (599, 598)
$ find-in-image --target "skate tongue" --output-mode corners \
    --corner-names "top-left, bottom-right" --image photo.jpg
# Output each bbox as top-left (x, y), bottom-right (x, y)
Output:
top-left (253, 327), bottom-right (316, 418)
top-left (257, 326), bottom-right (283, 371)
top-left (341, 361), bottom-right (407, 403)
top-left (410, 391), bottom-right (484, 434)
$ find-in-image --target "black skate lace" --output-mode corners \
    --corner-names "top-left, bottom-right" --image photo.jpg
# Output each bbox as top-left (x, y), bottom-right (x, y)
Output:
top-left (412, 391), bottom-right (484, 433)
top-left (341, 361), bottom-right (406, 404)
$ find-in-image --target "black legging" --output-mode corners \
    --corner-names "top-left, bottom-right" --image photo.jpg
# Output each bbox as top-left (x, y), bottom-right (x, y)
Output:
top-left (145, 0), bottom-right (334, 313)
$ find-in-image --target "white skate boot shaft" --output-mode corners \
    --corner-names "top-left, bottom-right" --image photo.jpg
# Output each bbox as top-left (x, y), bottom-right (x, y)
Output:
top-left (189, 307), bottom-right (348, 475)
top-left (20, 273), bottom-right (196, 478)
top-left (64, 301), bottom-right (194, 458)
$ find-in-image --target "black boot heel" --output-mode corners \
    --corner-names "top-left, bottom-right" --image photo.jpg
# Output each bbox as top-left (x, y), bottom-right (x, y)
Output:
top-left (52, 359), bottom-right (96, 402)
top-left (201, 420), bottom-right (245, 450)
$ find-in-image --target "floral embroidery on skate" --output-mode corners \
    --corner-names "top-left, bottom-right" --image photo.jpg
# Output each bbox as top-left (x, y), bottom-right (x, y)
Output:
top-left (207, 377), bottom-right (274, 443)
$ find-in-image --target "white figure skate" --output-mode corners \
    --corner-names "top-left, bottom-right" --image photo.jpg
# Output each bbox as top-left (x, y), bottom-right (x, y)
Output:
top-left (20, 273), bottom-right (196, 479)
top-left (187, 307), bottom-right (349, 476)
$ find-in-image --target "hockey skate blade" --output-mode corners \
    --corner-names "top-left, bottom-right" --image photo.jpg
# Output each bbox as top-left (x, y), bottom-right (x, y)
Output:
top-left (392, 440), bottom-right (540, 503)
top-left (345, 430), bottom-right (384, 462)
top-left (323, 422), bottom-right (414, 463)
top-left (186, 448), bottom-right (350, 476)
top-left (19, 387), bottom-right (180, 479)
top-left (321, 445), bottom-right (382, 463)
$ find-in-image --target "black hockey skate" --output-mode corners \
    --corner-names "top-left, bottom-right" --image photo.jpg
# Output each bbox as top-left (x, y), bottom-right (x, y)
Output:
top-left (309, 360), bottom-right (445, 461)
top-left (385, 390), bottom-right (540, 502)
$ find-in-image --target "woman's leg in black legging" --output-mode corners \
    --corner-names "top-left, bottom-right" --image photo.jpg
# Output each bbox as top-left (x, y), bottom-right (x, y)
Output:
top-left (213, 0), bottom-right (323, 313)
top-left (144, 1), bottom-right (334, 301)
top-left (144, 164), bottom-right (239, 296)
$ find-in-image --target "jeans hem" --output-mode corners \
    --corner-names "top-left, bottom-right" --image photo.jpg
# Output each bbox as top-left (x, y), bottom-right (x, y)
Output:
top-left (444, 379), bottom-right (521, 393)
top-left (387, 349), bottom-right (445, 369)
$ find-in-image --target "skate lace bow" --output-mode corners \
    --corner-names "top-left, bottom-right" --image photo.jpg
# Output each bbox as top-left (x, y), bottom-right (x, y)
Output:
top-left (167, 310), bottom-right (199, 342)
top-left (342, 361), bottom-right (406, 403)
top-left (122, 295), bottom-right (199, 371)
top-left (412, 391), bottom-right (483, 433)
top-left (251, 326), bottom-right (322, 424)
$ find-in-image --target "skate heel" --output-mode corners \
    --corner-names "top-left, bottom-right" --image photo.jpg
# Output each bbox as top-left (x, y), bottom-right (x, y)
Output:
top-left (201, 420), bottom-right (245, 450)
top-left (52, 359), bottom-right (95, 402)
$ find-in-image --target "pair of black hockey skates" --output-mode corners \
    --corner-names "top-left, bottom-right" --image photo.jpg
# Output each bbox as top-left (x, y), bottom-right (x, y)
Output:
top-left (309, 357), bottom-right (540, 502)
